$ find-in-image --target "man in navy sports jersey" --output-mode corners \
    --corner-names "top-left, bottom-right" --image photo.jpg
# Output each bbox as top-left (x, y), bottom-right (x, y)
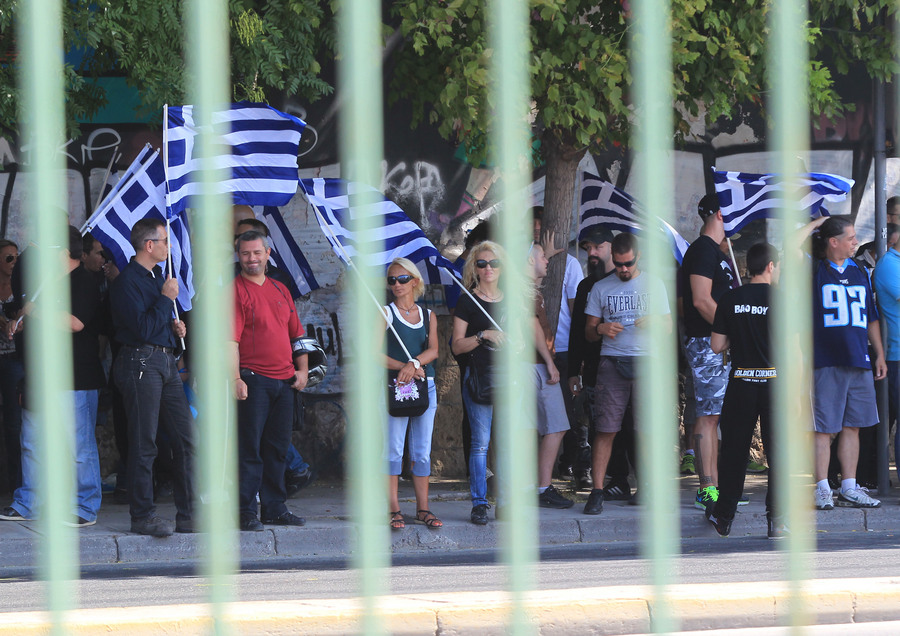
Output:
top-left (811, 218), bottom-right (886, 510)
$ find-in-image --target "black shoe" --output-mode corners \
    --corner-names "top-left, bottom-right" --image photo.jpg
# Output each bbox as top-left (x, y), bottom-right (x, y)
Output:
top-left (627, 490), bottom-right (641, 506)
top-left (574, 471), bottom-right (592, 491)
top-left (539, 485), bottom-right (575, 509)
top-left (0, 506), bottom-right (29, 521)
top-left (767, 516), bottom-right (789, 540)
top-left (557, 464), bottom-right (575, 480)
top-left (175, 520), bottom-right (196, 533)
top-left (470, 504), bottom-right (491, 525)
top-left (583, 489), bottom-right (604, 515)
top-left (285, 467), bottom-right (317, 498)
top-left (602, 480), bottom-right (631, 501)
top-left (706, 510), bottom-right (732, 537)
top-left (262, 511), bottom-right (306, 526)
top-left (131, 514), bottom-right (174, 537)
top-left (239, 515), bottom-right (264, 532)
top-left (64, 516), bottom-right (96, 528)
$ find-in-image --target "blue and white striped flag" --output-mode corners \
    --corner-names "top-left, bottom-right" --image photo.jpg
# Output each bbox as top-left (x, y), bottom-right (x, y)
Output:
top-left (88, 144), bottom-right (155, 228)
top-left (579, 171), bottom-right (642, 236)
top-left (579, 172), bottom-right (690, 264)
top-left (713, 169), bottom-right (854, 237)
top-left (298, 178), bottom-right (461, 285)
top-left (84, 150), bottom-right (195, 311)
top-left (166, 102), bottom-right (305, 215)
top-left (255, 205), bottom-right (320, 297)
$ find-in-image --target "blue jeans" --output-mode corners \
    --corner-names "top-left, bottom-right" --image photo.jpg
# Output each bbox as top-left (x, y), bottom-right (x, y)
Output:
top-left (385, 379), bottom-right (437, 477)
top-left (462, 368), bottom-right (494, 506)
top-left (237, 370), bottom-right (294, 519)
top-left (0, 354), bottom-right (24, 492)
top-left (285, 444), bottom-right (309, 474)
top-left (11, 390), bottom-right (101, 521)
top-left (114, 346), bottom-right (195, 523)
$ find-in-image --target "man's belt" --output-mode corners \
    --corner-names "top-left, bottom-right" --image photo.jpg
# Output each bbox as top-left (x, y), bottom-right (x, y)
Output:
top-left (128, 344), bottom-right (175, 354)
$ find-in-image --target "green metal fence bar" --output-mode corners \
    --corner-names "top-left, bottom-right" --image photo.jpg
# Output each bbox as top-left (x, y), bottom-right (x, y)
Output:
top-left (631, 0), bottom-right (679, 633)
top-left (771, 0), bottom-right (814, 630)
top-left (490, 0), bottom-right (538, 632)
top-left (340, 0), bottom-right (389, 633)
top-left (186, 0), bottom-right (237, 632)
top-left (18, 0), bottom-right (76, 632)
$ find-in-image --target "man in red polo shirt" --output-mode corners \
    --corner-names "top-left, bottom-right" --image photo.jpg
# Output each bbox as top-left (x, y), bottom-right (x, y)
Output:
top-left (232, 230), bottom-right (308, 531)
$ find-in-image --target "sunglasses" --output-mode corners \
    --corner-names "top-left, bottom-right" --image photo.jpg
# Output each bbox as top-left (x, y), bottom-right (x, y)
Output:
top-left (387, 275), bottom-right (413, 286)
top-left (4, 254), bottom-right (15, 264)
top-left (612, 258), bottom-right (637, 268)
top-left (475, 259), bottom-right (502, 269)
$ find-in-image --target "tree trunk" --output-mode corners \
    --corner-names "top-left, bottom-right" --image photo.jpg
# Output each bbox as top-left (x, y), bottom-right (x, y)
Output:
top-left (540, 136), bottom-right (587, 341)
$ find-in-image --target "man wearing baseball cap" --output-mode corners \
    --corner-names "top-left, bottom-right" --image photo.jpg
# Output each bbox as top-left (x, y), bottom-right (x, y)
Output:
top-left (680, 194), bottom-right (735, 512)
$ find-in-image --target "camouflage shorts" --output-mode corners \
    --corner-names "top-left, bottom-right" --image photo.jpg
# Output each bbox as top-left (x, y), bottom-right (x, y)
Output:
top-left (683, 336), bottom-right (730, 417)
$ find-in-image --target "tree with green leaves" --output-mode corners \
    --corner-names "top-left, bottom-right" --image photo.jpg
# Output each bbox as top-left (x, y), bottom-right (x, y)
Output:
top-left (0, 0), bottom-right (334, 137)
top-left (390, 0), bottom-right (898, 335)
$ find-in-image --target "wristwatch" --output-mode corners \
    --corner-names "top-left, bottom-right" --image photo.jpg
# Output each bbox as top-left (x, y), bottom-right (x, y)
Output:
top-left (476, 331), bottom-right (484, 344)
top-left (411, 358), bottom-right (421, 370)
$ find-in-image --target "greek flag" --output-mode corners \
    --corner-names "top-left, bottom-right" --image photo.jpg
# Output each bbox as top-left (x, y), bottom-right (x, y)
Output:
top-left (254, 205), bottom-right (320, 297)
top-left (579, 172), bottom-right (690, 264)
top-left (713, 169), bottom-right (854, 237)
top-left (298, 178), bottom-right (461, 285)
top-left (83, 150), bottom-right (195, 311)
top-left (166, 102), bottom-right (305, 215)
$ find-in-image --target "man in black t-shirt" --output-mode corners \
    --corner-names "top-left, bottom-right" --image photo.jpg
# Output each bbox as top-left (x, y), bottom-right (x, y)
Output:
top-left (680, 194), bottom-right (735, 511)
top-left (1, 227), bottom-right (105, 527)
top-left (706, 243), bottom-right (784, 539)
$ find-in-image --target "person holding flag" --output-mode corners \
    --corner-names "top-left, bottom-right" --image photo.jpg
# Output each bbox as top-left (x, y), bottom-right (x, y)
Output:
top-left (111, 218), bottom-right (195, 537)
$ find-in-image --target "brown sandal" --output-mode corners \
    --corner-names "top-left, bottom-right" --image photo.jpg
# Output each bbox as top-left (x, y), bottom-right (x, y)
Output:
top-left (416, 509), bottom-right (443, 529)
top-left (390, 511), bottom-right (405, 530)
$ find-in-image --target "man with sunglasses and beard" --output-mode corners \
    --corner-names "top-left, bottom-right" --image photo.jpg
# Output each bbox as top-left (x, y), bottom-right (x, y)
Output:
top-left (582, 233), bottom-right (671, 514)
top-left (232, 230), bottom-right (308, 532)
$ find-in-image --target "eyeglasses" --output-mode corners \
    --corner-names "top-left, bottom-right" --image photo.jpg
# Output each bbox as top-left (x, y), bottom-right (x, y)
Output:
top-left (612, 257), bottom-right (636, 268)
top-left (475, 259), bottom-right (502, 269)
top-left (148, 237), bottom-right (169, 245)
top-left (387, 275), bottom-right (413, 286)
top-left (4, 254), bottom-right (15, 264)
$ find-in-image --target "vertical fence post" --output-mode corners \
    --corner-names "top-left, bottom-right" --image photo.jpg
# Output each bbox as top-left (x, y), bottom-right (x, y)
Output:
top-left (771, 0), bottom-right (814, 629)
top-left (489, 0), bottom-right (537, 632)
top-left (631, 0), bottom-right (679, 633)
top-left (339, 0), bottom-right (388, 634)
top-left (185, 0), bottom-right (236, 633)
top-left (18, 0), bottom-right (76, 632)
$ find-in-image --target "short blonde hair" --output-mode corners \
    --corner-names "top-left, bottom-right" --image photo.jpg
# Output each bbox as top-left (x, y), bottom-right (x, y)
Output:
top-left (462, 240), bottom-right (506, 289)
top-left (387, 257), bottom-right (425, 300)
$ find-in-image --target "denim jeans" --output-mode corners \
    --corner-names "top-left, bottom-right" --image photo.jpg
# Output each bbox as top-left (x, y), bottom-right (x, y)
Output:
top-left (237, 370), bottom-right (294, 519)
top-left (11, 390), bottom-right (101, 521)
top-left (385, 379), bottom-right (437, 477)
top-left (114, 345), bottom-right (195, 523)
top-left (0, 354), bottom-right (24, 492)
top-left (888, 362), bottom-right (900, 483)
top-left (285, 443), bottom-right (309, 474)
top-left (462, 368), bottom-right (494, 506)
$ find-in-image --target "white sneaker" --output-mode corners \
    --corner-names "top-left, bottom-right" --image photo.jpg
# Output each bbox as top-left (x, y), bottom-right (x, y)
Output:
top-left (837, 486), bottom-right (881, 508)
top-left (814, 488), bottom-right (834, 510)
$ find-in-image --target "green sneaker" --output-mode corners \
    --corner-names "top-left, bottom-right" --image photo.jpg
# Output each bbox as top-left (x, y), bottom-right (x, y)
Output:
top-left (746, 460), bottom-right (768, 474)
top-left (680, 454), bottom-right (696, 475)
top-left (694, 486), bottom-right (718, 511)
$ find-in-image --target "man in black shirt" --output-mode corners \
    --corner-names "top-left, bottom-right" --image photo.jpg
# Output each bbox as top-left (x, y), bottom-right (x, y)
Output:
top-left (110, 218), bottom-right (194, 537)
top-left (680, 194), bottom-right (735, 511)
top-left (707, 243), bottom-right (784, 539)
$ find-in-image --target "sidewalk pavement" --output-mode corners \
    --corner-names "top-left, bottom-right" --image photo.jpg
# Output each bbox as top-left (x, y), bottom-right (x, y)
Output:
top-left (2, 474), bottom-right (900, 634)
top-left (1, 473), bottom-right (897, 567)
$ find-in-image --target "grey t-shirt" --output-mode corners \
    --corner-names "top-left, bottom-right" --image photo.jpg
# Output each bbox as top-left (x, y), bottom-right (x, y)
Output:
top-left (585, 271), bottom-right (670, 357)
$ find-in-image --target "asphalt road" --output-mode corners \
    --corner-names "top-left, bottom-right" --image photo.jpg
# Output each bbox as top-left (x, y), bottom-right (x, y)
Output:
top-left (1, 532), bottom-right (898, 613)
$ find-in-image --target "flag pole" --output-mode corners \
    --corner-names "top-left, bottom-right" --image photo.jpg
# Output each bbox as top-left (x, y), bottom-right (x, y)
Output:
top-left (92, 147), bottom-right (120, 214)
top-left (162, 103), bottom-right (186, 349)
top-left (726, 237), bottom-right (742, 287)
top-left (299, 186), bottom-right (504, 332)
